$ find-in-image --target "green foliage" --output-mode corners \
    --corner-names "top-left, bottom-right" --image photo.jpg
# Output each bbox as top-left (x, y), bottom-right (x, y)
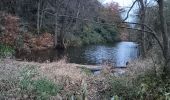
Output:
top-left (61, 22), bottom-right (120, 47)
top-left (107, 71), bottom-right (170, 100)
top-left (135, 73), bottom-right (170, 100)
top-left (96, 24), bottom-right (120, 42)
top-left (107, 77), bottom-right (138, 99)
top-left (19, 65), bottom-right (61, 100)
top-left (65, 34), bottom-right (83, 47)
top-left (77, 24), bottom-right (120, 45)
top-left (33, 78), bottom-right (61, 100)
top-left (80, 31), bottom-right (104, 45)
top-left (0, 44), bottom-right (15, 58)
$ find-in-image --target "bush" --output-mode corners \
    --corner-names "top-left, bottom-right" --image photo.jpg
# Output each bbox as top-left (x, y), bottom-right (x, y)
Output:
top-left (107, 77), bottom-right (138, 99)
top-left (0, 44), bottom-right (15, 58)
top-left (76, 23), bottom-right (120, 45)
top-left (135, 72), bottom-right (170, 100)
top-left (107, 71), bottom-right (170, 100)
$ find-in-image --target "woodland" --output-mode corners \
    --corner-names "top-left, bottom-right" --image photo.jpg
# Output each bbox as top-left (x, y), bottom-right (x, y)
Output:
top-left (0, 0), bottom-right (170, 100)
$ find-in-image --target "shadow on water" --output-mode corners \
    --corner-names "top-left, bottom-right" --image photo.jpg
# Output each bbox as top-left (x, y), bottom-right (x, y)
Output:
top-left (15, 42), bottom-right (139, 67)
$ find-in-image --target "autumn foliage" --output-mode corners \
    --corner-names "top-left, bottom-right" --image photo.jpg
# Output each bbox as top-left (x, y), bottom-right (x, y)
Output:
top-left (23, 32), bottom-right (54, 51)
top-left (0, 12), bottom-right (54, 51)
top-left (0, 12), bottom-right (19, 46)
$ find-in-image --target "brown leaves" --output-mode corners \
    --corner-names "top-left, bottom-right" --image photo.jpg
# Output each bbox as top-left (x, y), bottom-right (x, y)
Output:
top-left (0, 12), bottom-right (54, 51)
top-left (24, 32), bottom-right (54, 51)
top-left (0, 12), bottom-right (19, 46)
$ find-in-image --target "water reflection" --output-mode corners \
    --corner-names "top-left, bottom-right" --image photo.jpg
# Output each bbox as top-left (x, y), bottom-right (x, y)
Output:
top-left (115, 42), bottom-right (138, 67)
top-left (67, 42), bottom-right (138, 67)
top-left (16, 42), bottom-right (139, 67)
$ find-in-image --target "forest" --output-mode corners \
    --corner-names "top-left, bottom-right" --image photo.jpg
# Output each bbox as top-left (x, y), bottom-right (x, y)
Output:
top-left (0, 0), bottom-right (170, 100)
top-left (0, 0), bottom-right (122, 50)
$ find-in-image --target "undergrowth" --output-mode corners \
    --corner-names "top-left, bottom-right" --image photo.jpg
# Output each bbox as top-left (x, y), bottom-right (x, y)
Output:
top-left (0, 65), bottom-right (62, 100)
top-left (106, 69), bottom-right (170, 100)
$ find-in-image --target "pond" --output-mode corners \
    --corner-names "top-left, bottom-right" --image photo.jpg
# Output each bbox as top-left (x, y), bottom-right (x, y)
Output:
top-left (16, 42), bottom-right (139, 67)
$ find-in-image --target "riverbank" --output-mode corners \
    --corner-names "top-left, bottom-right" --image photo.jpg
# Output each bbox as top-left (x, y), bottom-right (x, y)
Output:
top-left (1, 57), bottom-right (170, 100)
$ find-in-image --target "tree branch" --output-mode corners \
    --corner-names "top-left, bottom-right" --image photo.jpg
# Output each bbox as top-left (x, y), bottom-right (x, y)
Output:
top-left (123, 0), bottom-right (138, 21)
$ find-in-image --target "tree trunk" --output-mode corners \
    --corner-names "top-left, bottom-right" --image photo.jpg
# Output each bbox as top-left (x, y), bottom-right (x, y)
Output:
top-left (139, 0), bottom-right (146, 58)
top-left (55, 16), bottom-right (66, 49)
top-left (158, 0), bottom-right (169, 59)
top-left (40, 3), bottom-right (44, 29)
top-left (158, 0), bottom-right (169, 76)
top-left (37, 0), bottom-right (41, 35)
top-left (54, 14), bottom-right (58, 48)
top-left (57, 22), bottom-right (66, 49)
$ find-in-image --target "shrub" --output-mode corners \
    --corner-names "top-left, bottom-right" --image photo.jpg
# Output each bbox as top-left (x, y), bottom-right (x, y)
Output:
top-left (0, 44), bottom-right (15, 58)
top-left (135, 72), bottom-right (170, 100)
top-left (107, 77), bottom-right (138, 99)
top-left (107, 70), bottom-right (170, 100)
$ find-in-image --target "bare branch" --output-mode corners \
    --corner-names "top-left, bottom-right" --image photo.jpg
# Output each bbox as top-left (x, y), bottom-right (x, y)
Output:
top-left (123, 0), bottom-right (138, 21)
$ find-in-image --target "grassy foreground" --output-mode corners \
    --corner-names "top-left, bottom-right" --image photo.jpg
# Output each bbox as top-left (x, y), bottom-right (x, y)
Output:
top-left (0, 58), bottom-right (170, 100)
top-left (0, 59), bottom-right (113, 100)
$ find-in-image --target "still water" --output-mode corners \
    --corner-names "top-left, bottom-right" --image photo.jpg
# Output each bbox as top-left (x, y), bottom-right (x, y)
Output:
top-left (16, 42), bottom-right (139, 67)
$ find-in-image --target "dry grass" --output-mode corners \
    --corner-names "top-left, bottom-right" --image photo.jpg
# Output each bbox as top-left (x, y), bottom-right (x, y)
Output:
top-left (0, 59), bottom-right (114, 100)
top-left (0, 59), bottom-right (40, 99)
top-left (39, 59), bottom-right (87, 81)
top-left (0, 57), bottom-right (158, 99)
top-left (1, 57), bottom-right (165, 100)
top-left (38, 59), bottom-right (115, 99)
top-left (125, 57), bottom-right (158, 78)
